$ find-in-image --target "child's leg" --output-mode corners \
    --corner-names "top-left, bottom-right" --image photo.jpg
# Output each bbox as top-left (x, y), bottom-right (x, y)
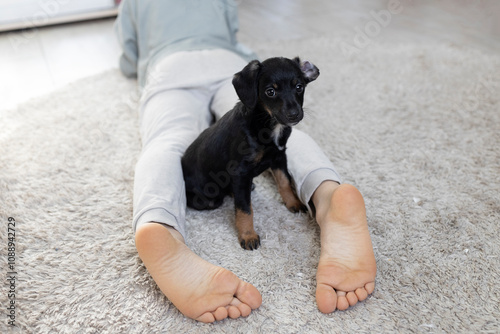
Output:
top-left (134, 89), bottom-right (262, 322)
top-left (286, 130), bottom-right (377, 313)
top-left (285, 129), bottom-right (342, 212)
top-left (134, 48), bottom-right (246, 236)
top-left (134, 50), bottom-right (262, 323)
top-left (133, 88), bottom-right (213, 238)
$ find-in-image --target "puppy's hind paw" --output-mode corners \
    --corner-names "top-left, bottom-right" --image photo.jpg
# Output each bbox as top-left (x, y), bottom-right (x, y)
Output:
top-left (239, 235), bottom-right (261, 250)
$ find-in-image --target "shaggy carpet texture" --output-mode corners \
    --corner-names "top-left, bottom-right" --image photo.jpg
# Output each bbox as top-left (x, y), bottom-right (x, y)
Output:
top-left (1, 36), bottom-right (499, 333)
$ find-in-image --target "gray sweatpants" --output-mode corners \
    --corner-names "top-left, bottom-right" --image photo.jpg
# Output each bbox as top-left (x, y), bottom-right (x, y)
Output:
top-left (133, 49), bottom-right (341, 239)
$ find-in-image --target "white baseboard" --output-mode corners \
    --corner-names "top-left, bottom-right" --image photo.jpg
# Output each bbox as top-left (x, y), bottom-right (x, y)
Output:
top-left (0, 7), bottom-right (118, 32)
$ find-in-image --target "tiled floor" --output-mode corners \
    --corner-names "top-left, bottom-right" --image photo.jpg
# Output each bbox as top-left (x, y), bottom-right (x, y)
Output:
top-left (0, 18), bottom-right (121, 110)
top-left (1, 0), bottom-right (499, 111)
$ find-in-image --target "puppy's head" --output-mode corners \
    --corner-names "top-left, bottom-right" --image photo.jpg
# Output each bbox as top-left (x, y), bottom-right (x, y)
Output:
top-left (232, 57), bottom-right (319, 126)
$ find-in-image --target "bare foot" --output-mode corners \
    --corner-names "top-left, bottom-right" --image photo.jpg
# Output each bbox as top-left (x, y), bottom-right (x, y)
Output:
top-left (135, 223), bottom-right (262, 323)
top-left (312, 183), bottom-right (377, 313)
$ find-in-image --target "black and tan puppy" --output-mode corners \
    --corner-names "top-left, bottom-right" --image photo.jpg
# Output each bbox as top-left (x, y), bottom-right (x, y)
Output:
top-left (181, 57), bottom-right (319, 250)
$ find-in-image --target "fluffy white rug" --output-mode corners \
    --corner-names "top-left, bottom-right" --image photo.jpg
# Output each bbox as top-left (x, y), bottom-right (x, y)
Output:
top-left (1, 36), bottom-right (499, 333)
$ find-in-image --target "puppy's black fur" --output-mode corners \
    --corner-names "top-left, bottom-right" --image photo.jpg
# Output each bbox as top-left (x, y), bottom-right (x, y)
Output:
top-left (181, 57), bottom-right (319, 250)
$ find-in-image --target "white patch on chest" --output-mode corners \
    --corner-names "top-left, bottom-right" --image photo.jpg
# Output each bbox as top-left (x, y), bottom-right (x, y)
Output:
top-left (272, 123), bottom-right (285, 150)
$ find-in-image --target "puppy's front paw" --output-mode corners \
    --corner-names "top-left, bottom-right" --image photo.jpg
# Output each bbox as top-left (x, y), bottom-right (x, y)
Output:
top-left (285, 199), bottom-right (307, 213)
top-left (239, 234), bottom-right (261, 250)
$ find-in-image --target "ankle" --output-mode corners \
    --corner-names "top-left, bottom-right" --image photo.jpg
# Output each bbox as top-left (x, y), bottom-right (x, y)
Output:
top-left (135, 222), bottom-right (185, 259)
top-left (312, 181), bottom-right (340, 225)
top-left (314, 183), bottom-right (367, 229)
top-left (163, 225), bottom-right (185, 243)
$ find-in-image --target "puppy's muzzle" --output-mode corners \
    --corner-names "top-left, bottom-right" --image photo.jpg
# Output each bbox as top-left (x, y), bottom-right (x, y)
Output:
top-left (284, 108), bottom-right (303, 125)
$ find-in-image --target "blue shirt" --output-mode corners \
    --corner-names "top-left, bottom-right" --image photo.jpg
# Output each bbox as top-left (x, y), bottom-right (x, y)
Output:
top-left (114, 0), bottom-right (257, 87)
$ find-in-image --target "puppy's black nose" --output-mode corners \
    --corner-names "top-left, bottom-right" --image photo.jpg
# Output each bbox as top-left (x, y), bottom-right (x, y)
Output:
top-left (286, 109), bottom-right (302, 122)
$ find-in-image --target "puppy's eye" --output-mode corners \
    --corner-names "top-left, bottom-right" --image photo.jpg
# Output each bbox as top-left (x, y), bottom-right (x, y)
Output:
top-left (265, 88), bottom-right (276, 97)
top-left (296, 84), bottom-right (304, 93)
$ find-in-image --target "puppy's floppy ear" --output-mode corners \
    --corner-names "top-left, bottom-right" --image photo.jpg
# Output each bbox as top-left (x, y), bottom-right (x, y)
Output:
top-left (232, 60), bottom-right (261, 109)
top-left (293, 57), bottom-right (320, 83)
